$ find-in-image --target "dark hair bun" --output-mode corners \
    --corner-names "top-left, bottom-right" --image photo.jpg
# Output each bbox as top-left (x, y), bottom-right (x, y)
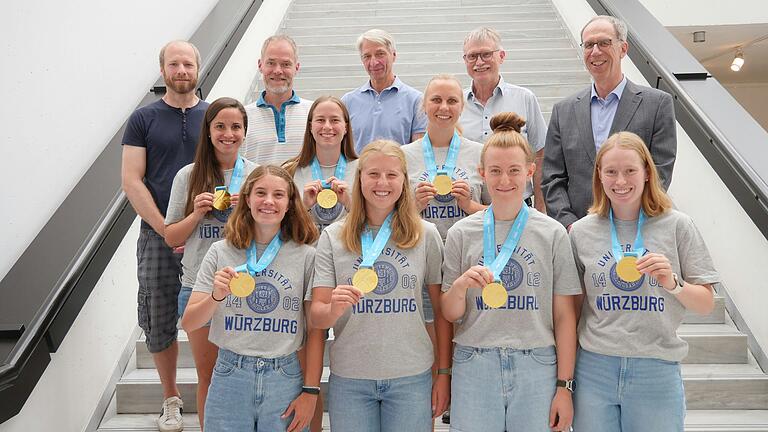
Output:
top-left (490, 112), bottom-right (526, 133)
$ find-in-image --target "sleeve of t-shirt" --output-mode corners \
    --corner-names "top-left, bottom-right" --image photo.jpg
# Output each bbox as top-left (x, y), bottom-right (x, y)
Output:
top-left (194, 242), bottom-right (220, 294)
top-left (552, 225), bottom-right (582, 295)
top-left (441, 225), bottom-right (463, 292)
top-left (411, 92), bottom-right (428, 135)
top-left (313, 229), bottom-right (338, 289)
top-left (568, 225), bottom-right (587, 292)
top-left (526, 92), bottom-right (547, 152)
top-left (303, 246), bottom-right (317, 301)
top-left (676, 214), bottom-right (721, 286)
top-left (122, 110), bottom-right (148, 147)
top-left (424, 223), bottom-right (444, 286)
top-left (165, 166), bottom-right (189, 225)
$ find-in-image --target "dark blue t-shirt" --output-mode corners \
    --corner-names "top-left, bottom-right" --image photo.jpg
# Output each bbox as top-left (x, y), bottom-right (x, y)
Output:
top-left (122, 98), bottom-right (209, 231)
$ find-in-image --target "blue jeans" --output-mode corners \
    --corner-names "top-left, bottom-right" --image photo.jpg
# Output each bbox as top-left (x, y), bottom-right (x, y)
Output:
top-left (573, 348), bottom-right (685, 432)
top-left (204, 348), bottom-right (305, 432)
top-left (450, 344), bottom-right (557, 432)
top-left (177, 286), bottom-right (210, 327)
top-left (328, 369), bottom-right (432, 432)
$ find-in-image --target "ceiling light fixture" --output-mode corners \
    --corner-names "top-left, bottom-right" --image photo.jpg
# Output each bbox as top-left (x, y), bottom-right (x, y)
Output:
top-left (730, 49), bottom-right (744, 72)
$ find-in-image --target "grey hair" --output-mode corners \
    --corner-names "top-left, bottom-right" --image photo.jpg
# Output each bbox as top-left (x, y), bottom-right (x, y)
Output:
top-left (463, 27), bottom-right (504, 51)
top-left (159, 40), bottom-right (201, 69)
top-left (356, 29), bottom-right (396, 54)
top-left (581, 16), bottom-right (628, 42)
top-left (261, 34), bottom-right (299, 61)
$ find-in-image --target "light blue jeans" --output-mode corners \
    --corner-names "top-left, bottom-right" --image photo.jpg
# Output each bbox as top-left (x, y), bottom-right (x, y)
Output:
top-left (204, 348), bottom-right (305, 432)
top-left (328, 368), bottom-right (432, 432)
top-left (177, 286), bottom-right (210, 326)
top-left (573, 348), bottom-right (685, 432)
top-left (449, 344), bottom-right (557, 432)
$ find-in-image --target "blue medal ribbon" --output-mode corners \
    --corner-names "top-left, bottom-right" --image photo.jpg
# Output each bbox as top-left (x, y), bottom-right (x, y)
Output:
top-left (235, 234), bottom-right (283, 275)
top-left (311, 154), bottom-right (347, 189)
top-left (359, 212), bottom-right (394, 268)
top-left (421, 131), bottom-right (461, 182)
top-left (609, 208), bottom-right (646, 261)
top-left (228, 156), bottom-right (246, 194)
top-left (483, 205), bottom-right (530, 281)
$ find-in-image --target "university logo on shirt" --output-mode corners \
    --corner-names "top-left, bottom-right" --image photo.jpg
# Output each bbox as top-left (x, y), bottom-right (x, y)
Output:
top-left (246, 282), bottom-right (280, 314)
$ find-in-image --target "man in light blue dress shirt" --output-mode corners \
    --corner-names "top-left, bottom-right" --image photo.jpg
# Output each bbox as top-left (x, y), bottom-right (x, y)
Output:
top-left (341, 29), bottom-right (426, 153)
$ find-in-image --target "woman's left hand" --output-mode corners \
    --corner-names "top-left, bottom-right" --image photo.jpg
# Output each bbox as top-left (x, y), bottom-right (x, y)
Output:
top-left (636, 252), bottom-right (674, 290)
top-left (549, 389), bottom-right (573, 431)
top-left (229, 193), bottom-right (239, 208)
top-left (328, 176), bottom-right (351, 209)
top-left (431, 374), bottom-right (451, 419)
top-left (451, 180), bottom-right (473, 212)
top-left (282, 392), bottom-right (317, 432)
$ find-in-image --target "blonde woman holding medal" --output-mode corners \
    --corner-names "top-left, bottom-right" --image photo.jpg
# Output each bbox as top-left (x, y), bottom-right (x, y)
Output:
top-left (181, 165), bottom-right (323, 432)
top-left (569, 132), bottom-right (719, 432)
top-left (310, 140), bottom-right (450, 432)
top-left (441, 112), bottom-right (581, 432)
top-left (283, 96), bottom-right (359, 233)
top-left (165, 97), bottom-right (257, 427)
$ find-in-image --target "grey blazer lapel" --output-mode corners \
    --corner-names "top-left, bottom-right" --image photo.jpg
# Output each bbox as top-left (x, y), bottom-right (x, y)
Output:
top-left (575, 88), bottom-right (596, 164)
top-left (611, 80), bottom-right (642, 133)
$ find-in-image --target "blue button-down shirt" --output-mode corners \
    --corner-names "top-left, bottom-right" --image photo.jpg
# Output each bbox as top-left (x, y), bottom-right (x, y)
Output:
top-left (256, 90), bottom-right (302, 143)
top-left (591, 76), bottom-right (627, 151)
top-left (341, 76), bottom-right (427, 153)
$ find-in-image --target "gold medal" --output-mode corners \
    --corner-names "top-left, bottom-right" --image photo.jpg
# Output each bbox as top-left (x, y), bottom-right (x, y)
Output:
top-left (352, 267), bottom-right (378, 293)
top-left (213, 188), bottom-right (231, 211)
top-left (229, 272), bottom-right (255, 298)
top-left (616, 256), bottom-right (642, 282)
top-left (316, 188), bottom-right (338, 209)
top-left (482, 282), bottom-right (507, 309)
top-left (433, 174), bottom-right (453, 196)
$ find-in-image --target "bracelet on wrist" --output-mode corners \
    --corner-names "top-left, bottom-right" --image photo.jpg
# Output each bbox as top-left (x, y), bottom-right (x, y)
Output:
top-left (437, 368), bottom-right (452, 376)
top-left (301, 386), bottom-right (321, 395)
top-left (211, 291), bottom-right (226, 302)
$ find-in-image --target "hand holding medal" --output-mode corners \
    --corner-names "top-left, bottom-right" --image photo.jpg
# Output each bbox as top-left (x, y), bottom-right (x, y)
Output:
top-left (635, 252), bottom-right (675, 289)
top-left (213, 157), bottom-right (247, 211)
top-left (422, 131), bottom-right (461, 199)
top-left (193, 191), bottom-right (215, 217)
top-left (351, 212), bottom-right (394, 294)
top-left (414, 181), bottom-right (437, 211)
top-left (311, 156), bottom-right (347, 210)
top-left (228, 235), bottom-right (283, 298)
top-left (610, 209), bottom-right (647, 283)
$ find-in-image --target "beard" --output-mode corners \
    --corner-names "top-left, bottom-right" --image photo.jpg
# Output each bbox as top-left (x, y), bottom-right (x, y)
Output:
top-left (164, 73), bottom-right (198, 95)
top-left (262, 77), bottom-right (291, 96)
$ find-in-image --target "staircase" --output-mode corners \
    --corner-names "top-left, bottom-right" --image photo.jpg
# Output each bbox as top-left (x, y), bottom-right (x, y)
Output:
top-left (96, 0), bottom-right (768, 430)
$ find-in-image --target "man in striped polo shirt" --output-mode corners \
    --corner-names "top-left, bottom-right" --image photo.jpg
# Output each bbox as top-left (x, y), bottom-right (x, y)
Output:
top-left (243, 35), bottom-right (311, 165)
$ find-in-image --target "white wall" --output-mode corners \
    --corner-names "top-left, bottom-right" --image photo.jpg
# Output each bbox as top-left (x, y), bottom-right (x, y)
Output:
top-left (638, 0), bottom-right (768, 26)
top-left (551, 0), bottom-right (768, 356)
top-left (0, 0), bottom-right (217, 281)
top-left (724, 83), bottom-right (768, 131)
top-left (0, 221), bottom-right (139, 432)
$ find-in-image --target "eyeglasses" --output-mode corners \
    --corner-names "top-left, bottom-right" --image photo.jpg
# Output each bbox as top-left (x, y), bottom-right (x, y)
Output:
top-left (463, 50), bottom-right (500, 63)
top-left (580, 38), bottom-right (619, 51)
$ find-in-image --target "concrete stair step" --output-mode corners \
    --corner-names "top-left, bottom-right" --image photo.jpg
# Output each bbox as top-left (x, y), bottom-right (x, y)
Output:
top-left (285, 11), bottom-right (557, 28)
top-left (678, 323), bottom-right (748, 364)
top-left (290, 6), bottom-right (549, 20)
top-left (295, 71), bottom-right (590, 91)
top-left (299, 38), bottom-right (575, 55)
top-left (291, 1), bottom-right (544, 14)
top-left (292, 28), bottom-right (569, 45)
top-left (298, 59), bottom-right (585, 77)
top-left (683, 363), bottom-right (768, 410)
top-left (287, 20), bottom-right (563, 37)
top-left (299, 48), bottom-right (581, 64)
top-left (293, 0), bottom-right (521, 6)
top-left (299, 83), bottom-right (582, 101)
top-left (98, 410), bottom-right (768, 432)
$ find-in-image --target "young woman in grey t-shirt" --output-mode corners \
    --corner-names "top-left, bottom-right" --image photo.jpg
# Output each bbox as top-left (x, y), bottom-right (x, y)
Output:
top-left (310, 140), bottom-right (451, 432)
top-left (181, 166), bottom-right (325, 432)
top-left (569, 132), bottom-right (719, 431)
top-left (441, 113), bottom-right (580, 432)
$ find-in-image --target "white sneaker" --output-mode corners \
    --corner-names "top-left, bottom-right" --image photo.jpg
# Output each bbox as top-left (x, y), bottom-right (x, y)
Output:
top-left (157, 396), bottom-right (184, 432)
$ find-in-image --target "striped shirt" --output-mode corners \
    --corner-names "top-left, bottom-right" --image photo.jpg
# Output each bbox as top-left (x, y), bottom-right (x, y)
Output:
top-left (242, 91), bottom-right (312, 166)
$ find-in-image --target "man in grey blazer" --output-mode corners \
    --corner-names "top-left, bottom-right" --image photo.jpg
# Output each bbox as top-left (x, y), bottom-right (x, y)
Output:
top-left (542, 15), bottom-right (676, 229)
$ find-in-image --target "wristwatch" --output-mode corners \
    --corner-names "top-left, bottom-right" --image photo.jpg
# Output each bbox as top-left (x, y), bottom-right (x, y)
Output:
top-left (556, 379), bottom-right (575, 393)
top-left (301, 386), bottom-right (321, 395)
top-left (668, 273), bottom-right (685, 295)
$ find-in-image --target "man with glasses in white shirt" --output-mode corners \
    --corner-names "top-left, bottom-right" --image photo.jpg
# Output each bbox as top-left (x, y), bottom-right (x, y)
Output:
top-left (460, 27), bottom-right (547, 211)
top-left (542, 15), bottom-right (676, 230)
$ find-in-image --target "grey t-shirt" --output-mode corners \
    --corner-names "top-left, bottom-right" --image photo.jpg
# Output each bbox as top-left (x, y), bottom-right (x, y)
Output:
top-left (292, 158), bottom-right (359, 233)
top-left (401, 136), bottom-right (489, 240)
top-left (165, 160), bottom-right (258, 287)
top-left (194, 238), bottom-right (316, 358)
top-left (442, 208), bottom-right (581, 348)
top-left (313, 219), bottom-right (444, 379)
top-left (569, 210), bottom-right (720, 362)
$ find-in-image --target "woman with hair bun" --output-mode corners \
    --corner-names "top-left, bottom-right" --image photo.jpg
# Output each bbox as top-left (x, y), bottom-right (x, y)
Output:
top-left (441, 112), bottom-right (580, 432)
top-left (570, 132), bottom-right (719, 432)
